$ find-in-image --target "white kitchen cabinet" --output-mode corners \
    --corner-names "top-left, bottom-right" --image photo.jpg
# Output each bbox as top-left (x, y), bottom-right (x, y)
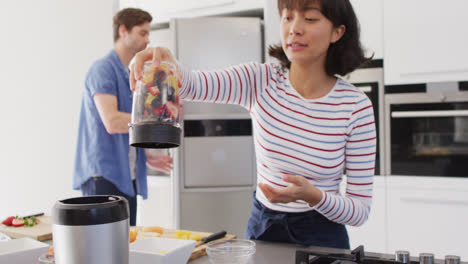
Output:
top-left (383, 0), bottom-right (468, 85)
top-left (346, 176), bottom-right (387, 253)
top-left (386, 176), bottom-right (468, 259)
top-left (347, 175), bottom-right (468, 257)
top-left (350, 0), bottom-right (383, 59)
top-left (120, 0), bottom-right (263, 24)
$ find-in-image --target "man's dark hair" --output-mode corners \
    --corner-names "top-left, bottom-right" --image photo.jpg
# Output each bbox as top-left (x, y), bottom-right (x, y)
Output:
top-left (269, 0), bottom-right (372, 76)
top-left (113, 8), bottom-right (152, 43)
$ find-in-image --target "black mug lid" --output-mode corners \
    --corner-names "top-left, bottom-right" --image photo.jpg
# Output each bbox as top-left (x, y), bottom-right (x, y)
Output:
top-left (52, 195), bottom-right (129, 226)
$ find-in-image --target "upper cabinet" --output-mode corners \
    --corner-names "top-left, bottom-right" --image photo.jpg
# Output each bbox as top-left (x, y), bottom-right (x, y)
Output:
top-left (350, 0), bottom-right (383, 59)
top-left (120, 0), bottom-right (263, 24)
top-left (383, 0), bottom-right (468, 85)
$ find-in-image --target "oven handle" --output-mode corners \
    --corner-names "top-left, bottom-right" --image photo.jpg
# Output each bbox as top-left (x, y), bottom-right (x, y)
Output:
top-left (357, 85), bottom-right (372, 93)
top-left (391, 110), bottom-right (468, 118)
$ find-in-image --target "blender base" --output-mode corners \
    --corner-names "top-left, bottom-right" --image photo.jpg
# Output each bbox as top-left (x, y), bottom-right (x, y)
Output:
top-left (130, 123), bottom-right (181, 149)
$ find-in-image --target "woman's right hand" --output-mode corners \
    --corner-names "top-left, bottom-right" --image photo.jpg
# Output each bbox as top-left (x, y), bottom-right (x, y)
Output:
top-left (258, 174), bottom-right (323, 206)
top-left (130, 46), bottom-right (177, 91)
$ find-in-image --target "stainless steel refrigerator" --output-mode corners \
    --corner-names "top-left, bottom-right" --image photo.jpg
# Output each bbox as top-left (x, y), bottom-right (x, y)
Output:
top-left (140, 16), bottom-right (263, 237)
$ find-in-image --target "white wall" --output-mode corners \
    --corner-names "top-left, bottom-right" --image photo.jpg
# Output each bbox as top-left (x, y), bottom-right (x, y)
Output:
top-left (263, 0), bottom-right (280, 63)
top-left (0, 0), bottom-right (114, 218)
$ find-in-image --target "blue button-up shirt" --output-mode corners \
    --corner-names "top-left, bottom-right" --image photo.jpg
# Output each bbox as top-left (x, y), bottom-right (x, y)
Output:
top-left (73, 50), bottom-right (148, 198)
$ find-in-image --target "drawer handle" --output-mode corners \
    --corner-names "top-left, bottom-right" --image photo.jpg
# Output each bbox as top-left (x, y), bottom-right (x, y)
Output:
top-left (392, 110), bottom-right (468, 118)
top-left (400, 197), bottom-right (468, 206)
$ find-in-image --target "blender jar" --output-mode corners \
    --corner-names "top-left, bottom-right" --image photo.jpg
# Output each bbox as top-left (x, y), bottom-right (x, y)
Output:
top-left (129, 61), bottom-right (181, 148)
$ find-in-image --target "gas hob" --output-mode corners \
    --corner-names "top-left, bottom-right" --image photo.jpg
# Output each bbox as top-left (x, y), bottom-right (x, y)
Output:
top-left (296, 246), bottom-right (462, 264)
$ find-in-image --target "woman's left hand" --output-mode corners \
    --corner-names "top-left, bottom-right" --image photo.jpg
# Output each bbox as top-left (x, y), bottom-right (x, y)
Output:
top-left (258, 174), bottom-right (323, 206)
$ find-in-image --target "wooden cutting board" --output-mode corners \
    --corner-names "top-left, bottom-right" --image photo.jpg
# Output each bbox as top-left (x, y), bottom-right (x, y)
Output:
top-left (0, 216), bottom-right (52, 241)
top-left (132, 227), bottom-right (236, 261)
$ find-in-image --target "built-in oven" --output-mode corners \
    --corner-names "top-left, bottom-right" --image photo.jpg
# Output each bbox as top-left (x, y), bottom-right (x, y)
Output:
top-left (384, 89), bottom-right (468, 176)
top-left (345, 62), bottom-right (384, 176)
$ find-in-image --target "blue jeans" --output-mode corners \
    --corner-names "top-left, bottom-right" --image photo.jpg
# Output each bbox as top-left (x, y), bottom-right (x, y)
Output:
top-left (81, 177), bottom-right (137, 226)
top-left (245, 193), bottom-right (350, 249)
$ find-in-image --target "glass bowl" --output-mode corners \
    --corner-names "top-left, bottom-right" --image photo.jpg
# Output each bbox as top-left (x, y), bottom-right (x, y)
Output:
top-left (38, 253), bottom-right (55, 263)
top-left (206, 239), bottom-right (256, 264)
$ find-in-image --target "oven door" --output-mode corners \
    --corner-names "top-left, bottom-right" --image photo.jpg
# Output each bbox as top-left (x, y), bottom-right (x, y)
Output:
top-left (353, 82), bottom-right (381, 176)
top-left (385, 91), bottom-right (468, 176)
top-left (346, 67), bottom-right (384, 176)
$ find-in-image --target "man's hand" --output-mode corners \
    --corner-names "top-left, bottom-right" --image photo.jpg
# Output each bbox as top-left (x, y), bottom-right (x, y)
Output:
top-left (130, 46), bottom-right (177, 91)
top-left (146, 150), bottom-right (173, 175)
top-left (258, 174), bottom-right (323, 206)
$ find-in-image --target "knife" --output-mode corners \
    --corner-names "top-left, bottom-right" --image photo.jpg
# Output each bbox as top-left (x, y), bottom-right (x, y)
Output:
top-left (198, 230), bottom-right (227, 245)
top-left (21, 213), bottom-right (44, 219)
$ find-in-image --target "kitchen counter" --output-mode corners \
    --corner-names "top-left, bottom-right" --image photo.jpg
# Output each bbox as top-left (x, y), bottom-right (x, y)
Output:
top-left (189, 241), bottom-right (465, 264)
top-left (189, 241), bottom-right (358, 264)
top-left (11, 238), bottom-right (466, 264)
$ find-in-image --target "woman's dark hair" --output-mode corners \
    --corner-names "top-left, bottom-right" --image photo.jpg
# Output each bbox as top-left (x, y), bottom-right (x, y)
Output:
top-left (113, 8), bottom-right (152, 43)
top-left (269, 0), bottom-right (372, 76)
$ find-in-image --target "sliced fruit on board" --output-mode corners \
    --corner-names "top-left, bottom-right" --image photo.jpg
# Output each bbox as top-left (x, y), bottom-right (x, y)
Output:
top-left (11, 218), bottom-right (24, 227)
top-left (2, 216), bottom-right (15, 226)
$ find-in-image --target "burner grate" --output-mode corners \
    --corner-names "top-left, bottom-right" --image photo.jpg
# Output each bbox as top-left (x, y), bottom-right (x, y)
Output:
top-left (296, 246), bottom-right (404, 264)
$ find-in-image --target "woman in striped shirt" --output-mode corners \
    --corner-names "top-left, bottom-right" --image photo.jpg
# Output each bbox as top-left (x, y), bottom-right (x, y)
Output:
top-left (131, 0), bottom-right (375, 249)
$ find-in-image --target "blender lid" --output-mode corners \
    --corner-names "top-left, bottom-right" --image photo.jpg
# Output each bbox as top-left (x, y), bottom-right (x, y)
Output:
top-left (52, 195), bottom-right (129, 226)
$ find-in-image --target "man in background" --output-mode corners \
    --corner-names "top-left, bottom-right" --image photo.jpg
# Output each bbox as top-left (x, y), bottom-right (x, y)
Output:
top-left (73, 8), bottom-right (172, 226)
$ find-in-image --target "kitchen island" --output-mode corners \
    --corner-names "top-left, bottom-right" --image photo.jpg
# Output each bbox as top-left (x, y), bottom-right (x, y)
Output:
top-left (9, 238), bottom-right (463, 264)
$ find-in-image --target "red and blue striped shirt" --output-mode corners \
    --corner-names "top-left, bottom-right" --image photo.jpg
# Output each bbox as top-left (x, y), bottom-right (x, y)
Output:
top-left (179, 62), bottom-right (376, 227)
